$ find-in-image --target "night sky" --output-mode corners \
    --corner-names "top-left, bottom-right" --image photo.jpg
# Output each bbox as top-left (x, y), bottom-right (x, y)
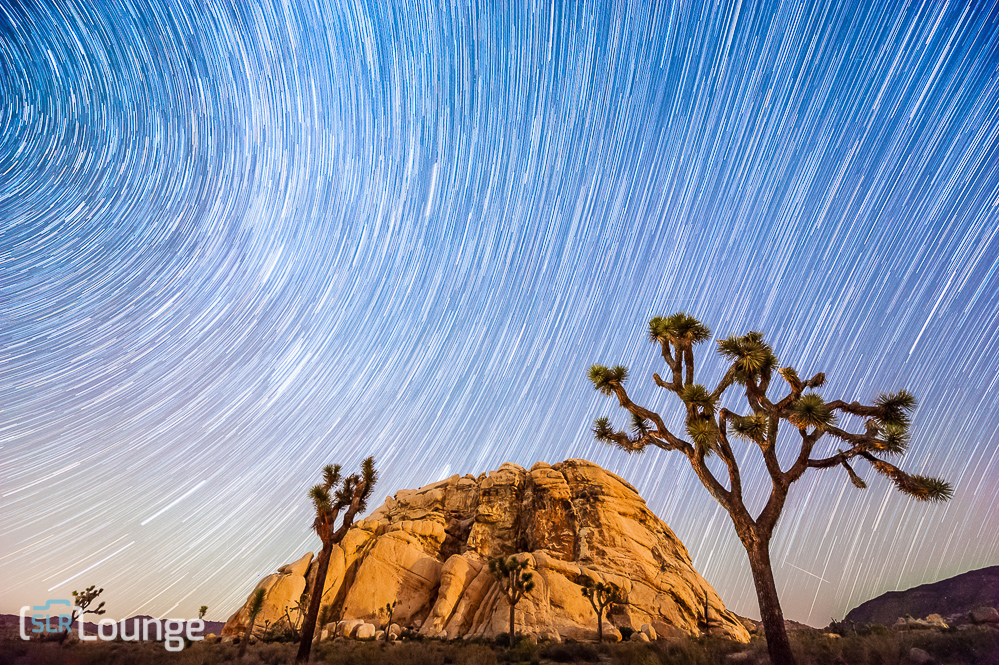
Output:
top-left (2, 0), bottom-right (998, 627)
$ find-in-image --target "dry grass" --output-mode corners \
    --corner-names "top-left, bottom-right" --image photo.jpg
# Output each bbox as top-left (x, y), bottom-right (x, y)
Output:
top-left (1, 627), bottom-right (996, 665)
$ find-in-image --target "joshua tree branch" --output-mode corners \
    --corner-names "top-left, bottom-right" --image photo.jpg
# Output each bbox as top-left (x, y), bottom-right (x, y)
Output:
top-left (684, 346), bottom-right (695, 386)
top-left (653, 372), bottom-right (678, 391)
top-left (715, 410), bottom-right (743, 498)
top-left (609, 383), bottom-right (691, 453)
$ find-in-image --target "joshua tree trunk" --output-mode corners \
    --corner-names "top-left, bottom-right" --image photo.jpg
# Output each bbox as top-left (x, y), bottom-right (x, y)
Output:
top-left (237, 615), bottom-right (258, 660)
top-left (296, 543), bottom-right (333, 663)
top-left (508, 596), bottom-right (515, 646)
top-left (596, 612), bottom-right (603, 643)
top-left (746, 537), bottom-right (794, 665)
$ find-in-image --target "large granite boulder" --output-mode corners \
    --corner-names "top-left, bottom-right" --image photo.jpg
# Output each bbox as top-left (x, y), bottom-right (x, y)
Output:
top-left (223, 459), bottom-right (749, 642)
top-left (224, 551), bottom-right (312, 637)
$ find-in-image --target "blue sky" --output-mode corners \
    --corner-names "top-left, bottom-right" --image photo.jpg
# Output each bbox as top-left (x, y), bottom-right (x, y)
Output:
top-left (2, 0), bottom-right (998, 625)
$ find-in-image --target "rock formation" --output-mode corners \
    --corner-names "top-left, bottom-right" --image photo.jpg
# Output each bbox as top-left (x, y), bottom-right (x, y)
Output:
top-left (223, 459), bottom-right (750, 643)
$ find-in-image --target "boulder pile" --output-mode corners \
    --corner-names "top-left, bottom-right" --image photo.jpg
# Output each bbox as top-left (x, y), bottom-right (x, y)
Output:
top-left (223, 459), bottom-right (750, 643)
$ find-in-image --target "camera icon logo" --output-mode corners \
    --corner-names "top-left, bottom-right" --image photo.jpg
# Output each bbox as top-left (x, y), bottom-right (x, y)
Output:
top-left (19, 599), bottom-right (79, 640)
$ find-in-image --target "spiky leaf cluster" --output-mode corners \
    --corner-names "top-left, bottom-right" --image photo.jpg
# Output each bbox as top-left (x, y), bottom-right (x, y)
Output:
top-left (729, 412), bottom-right (768, 443)
top-left (588, 364), bottom-right (629, 396)
top-left (630, 414), bottom-right (650, 438)
top-left (248, 588), bottom-right (266, 618)
top-left (592, 416), bottom-right (645, 452)
top-left (680, 384), bottom-right (716, 414)
top-left (869, 459), bottom-right (952, 502)
top-left (648, 312), bottom-right (712, 345)
top-left (580, 578), bottom-right (623, 608)
top-left (310, 457), bottom-right (377, 541)
top-left (876, 422), bottom-right (911, 455)
top-left (686, 417), bottom-right (716, 452)
top-left (488, 556), bottom-right (535, 597)
top-left (875, 391), bottom-right (916, 428)
top-left (717, 331), bottom-right (778, 383)
top-left (788, 393), bottom-right (836, 430)
top-left (71, 585), bottom-right (105, 617)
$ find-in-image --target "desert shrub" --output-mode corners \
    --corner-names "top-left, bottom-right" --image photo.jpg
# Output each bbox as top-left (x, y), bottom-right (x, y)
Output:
top-left (641, 635), bottom-right (753, 665)
top-left (905, 628), bottom-right (999, 665)
top-left (607, 642), bottom-right (662, 665)
top-left (540, 641), bottom-right (601, 662)
top-left (454, 643), bottom-right (498, 665)
top-left (498, 636), bottom-right (539, 663)
top-left (251, 641), bottom-right (295, 665)
top-left (317, 641), bottom-right (391, 665)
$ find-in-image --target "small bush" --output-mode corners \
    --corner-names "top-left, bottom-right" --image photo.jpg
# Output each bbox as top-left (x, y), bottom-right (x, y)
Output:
top-left (540, 641), bottom-right (601, 662)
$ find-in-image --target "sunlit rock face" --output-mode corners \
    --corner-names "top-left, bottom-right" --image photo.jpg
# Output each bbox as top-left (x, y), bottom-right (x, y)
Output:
top-left (222, 459), bottom-right (750, 643)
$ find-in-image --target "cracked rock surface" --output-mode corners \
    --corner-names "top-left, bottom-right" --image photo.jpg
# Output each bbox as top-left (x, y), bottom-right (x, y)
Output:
top-left (223, 459), bottom-right (750, 642)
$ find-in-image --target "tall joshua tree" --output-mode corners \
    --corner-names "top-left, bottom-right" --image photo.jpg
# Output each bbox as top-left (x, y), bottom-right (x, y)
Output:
top-left (296, 457), bottom-right (377, 664)
top-left (588, 313), bottom-right (952, 665)
top-left (581, 578), bottom-right (622, 643)
top-left (488, 555), bottom-right (535, 647)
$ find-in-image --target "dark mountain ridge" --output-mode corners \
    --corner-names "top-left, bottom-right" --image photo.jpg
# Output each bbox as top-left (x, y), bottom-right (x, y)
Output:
top-left (845, 566), bottom-right (999, 625)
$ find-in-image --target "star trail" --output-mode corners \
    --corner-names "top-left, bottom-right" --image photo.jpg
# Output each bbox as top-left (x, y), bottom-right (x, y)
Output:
top-left (2, 0), bottom-right (998, 627)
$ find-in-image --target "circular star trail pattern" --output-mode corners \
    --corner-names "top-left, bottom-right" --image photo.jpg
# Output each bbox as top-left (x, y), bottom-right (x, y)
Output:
top-left (2, 0), bottom-right (999, 626)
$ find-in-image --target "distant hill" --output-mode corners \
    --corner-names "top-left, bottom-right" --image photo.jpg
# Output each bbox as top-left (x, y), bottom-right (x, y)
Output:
top-left (845, 566), bottom-right (999, 625)
top-left (734, 614), bottom-right (816, 634)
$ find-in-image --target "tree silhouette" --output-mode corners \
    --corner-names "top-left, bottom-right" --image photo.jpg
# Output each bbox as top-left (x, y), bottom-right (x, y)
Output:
top-left (588, 313), bottom-right (952, 665)
top-left (237, 588), bottom-right (265, 660)
top-left (488, 555), bottom-right (535, 647)
top-left (382, 600), bottom-right (397, 641)
top-left (581, 578), bottom-right (622, 643)
top-left (199, 605), bottom-right (208, 620)
top-left (296, 457), bottom-right (377, 664)
top-left (69, 585), bottom-right (105, 624)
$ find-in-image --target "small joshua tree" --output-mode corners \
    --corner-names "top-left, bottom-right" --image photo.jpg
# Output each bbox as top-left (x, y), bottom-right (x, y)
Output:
top-left (382, 600), bottom-right (397, 640)
top-left (69, 585), bottom-right (105, 624)
top-left (588, 312), bottom-right (952, 665)
top-left (314, 602), bottom-right (333, 639)
top-left (199, 605), bottom-right (208, 620)
top-left (581, 578), bottom-right (622, 643)
top-left (296, 457), bottom-right (377, 664)
top-left (285, 594), bottom-right (309, 641)
top-left (238, 588), bottom-right (266, 659)
top-left (488, 555), bottom-right (535, 647)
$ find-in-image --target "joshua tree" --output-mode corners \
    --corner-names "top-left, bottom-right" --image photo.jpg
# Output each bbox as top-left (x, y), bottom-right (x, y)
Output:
top-left (69, 585), bottom-right (105, 624)
top-left (296, 457), bottom-right (377, 664)
top-left (382, 600), bottom-right (397, 640)
top-left (311, 602), bottom-right (332, 641)
top-left (488, 555), bottom-right (535, 647)
top-left (199, 605), bottom-right (208, 620)
top-left (581, 578), bottom-right (622, 643)
top-left (238, 588), bottom-right (265, 660)
top-left (283, 594), bottom-right (310, 641)
top-left (587, 313), bottom-right (952, 665)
